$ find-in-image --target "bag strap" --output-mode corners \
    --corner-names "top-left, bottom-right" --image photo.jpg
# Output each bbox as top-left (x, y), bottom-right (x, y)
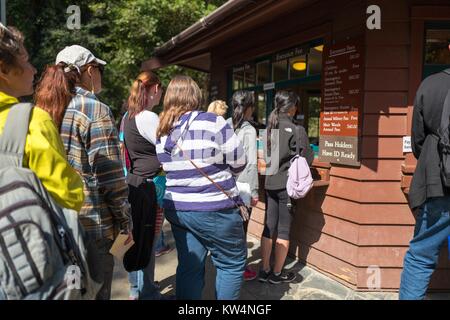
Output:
top-left (0, 103), bottom-right (33, 168)
top-left (175, 141), bottom-right (241, 209)
top-left (173, 112), bottom-right (241, 209)
top-left (293, 125), bottom-right (303, 156)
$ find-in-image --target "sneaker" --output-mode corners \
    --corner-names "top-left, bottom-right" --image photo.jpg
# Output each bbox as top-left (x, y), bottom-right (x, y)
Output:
top-left (155, 245), bottom-right (173, 257)
top-left (258, 269), bottom-right (272, 283)
top-left (243, 267), bottom-right (257, 281)
top-left (268, 271), bottom-right (296, 284)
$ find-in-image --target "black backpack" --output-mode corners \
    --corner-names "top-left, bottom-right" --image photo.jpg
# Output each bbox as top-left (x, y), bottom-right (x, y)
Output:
top-left (437, 69), bottom-right (450, 187)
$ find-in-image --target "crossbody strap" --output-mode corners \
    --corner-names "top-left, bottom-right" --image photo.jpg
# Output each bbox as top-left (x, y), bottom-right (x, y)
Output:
top-left (173, 112), bottom-right (240, 208)
top-left (175, 141), bottom-right (239, 208)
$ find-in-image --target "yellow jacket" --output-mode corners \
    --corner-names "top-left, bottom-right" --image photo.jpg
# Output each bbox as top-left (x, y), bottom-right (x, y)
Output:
top-left (0, 92), bottom-right (84, 211)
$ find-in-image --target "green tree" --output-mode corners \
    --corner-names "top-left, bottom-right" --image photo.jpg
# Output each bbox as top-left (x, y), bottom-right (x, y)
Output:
top-left (7, 0), bottom-right (227, 116)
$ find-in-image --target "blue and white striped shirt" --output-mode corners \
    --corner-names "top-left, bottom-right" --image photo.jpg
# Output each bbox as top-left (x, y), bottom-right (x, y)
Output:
top-left (156, 111), bottom-right (247, 212)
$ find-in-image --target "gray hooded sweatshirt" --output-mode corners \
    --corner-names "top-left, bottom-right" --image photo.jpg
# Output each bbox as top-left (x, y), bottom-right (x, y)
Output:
top-left (228, 119), bottom-right (259, 198)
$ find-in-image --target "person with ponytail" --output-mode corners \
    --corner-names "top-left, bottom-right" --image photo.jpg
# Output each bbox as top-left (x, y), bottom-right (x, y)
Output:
top-left (156, 75), bottom-right (247, 300)
top-left (35, 45), bottom-right (131, 300)
top-left (228, 90), bottom-right (259, 281)
top-left (120, 71), bottom-right (168, 300)
top-left (0, 25), bottom-right (84, 212)
top-left (259, 90), bottom-right (314, 284)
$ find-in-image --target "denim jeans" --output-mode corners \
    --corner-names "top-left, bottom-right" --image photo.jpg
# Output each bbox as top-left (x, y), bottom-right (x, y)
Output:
top-left (399, 196), bottom-right (450, 300)
top-left (156, 227), bottom-right (166, 251)
top-left (95, 238), bottom-right (115, 300)
top-left (128, 236), bottom-right (161, 300)
top-left (165, 208), bottom-right (246, 300)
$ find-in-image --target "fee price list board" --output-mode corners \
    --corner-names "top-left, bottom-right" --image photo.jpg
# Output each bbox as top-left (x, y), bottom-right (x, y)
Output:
top-left (319, 38), bottom-right (365, 166)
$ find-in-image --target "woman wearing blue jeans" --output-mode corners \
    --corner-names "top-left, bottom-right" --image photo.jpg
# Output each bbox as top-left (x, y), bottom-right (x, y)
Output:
top-left (156, 75), bottom-right (247, 300)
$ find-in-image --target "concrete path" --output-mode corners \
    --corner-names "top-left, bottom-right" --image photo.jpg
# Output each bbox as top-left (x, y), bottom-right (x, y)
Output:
top-left (111, 222), bottom-right (449, 300)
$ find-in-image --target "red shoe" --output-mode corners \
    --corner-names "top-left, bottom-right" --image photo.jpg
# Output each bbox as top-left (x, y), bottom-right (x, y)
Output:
top-left (243, 267), bottom-right (257, 281)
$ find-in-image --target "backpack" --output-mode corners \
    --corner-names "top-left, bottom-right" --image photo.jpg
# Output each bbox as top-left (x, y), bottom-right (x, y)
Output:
top-left (0, 103), bottom-right (101, 300)
top-left (437, 69), bottom-right (450, 188)
top-left (286, 126), bottom-right (313, 199)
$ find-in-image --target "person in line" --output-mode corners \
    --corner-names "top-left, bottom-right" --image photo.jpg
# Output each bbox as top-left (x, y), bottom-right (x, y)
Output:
top-left (399, 42), bottom-right (450, 300)
top-left (121, 71), bottom-right (166, 300)
top-left (207, 100), bottom-right (228, 118)
top-left (259, 90), bottom-right (314, 284)
top-left (35, 45), bottom-right (131, 300)
top-left (0, 24), bottom-right (84, 209)
top-left (0, 24), bottom-right (86, 301)
top-left (228, 90), bottom-right (259, 281)
top-left (156, 75), bottom-right (247, 300)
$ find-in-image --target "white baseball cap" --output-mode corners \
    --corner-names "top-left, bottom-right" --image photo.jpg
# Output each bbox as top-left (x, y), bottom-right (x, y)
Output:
top-left (55, 45), bottom-right (106, 71)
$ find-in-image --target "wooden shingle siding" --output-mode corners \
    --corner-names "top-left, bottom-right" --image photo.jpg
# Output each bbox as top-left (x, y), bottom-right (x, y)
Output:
top-left (363, 92), bottom-right (409, 114)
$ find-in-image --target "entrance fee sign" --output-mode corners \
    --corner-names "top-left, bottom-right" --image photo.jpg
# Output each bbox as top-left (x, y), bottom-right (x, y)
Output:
top-left (319, 38), bottom-right (364, 166)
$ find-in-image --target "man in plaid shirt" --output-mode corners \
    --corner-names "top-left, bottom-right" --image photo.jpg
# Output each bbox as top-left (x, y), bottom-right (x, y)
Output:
top-left (56, 45), bottom-right (131, 300)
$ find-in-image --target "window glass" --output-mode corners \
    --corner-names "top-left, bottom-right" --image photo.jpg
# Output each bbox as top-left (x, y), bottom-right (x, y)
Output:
top-left (256, 61), bottom-right (271, 84)
top-left (232, 66), bottom-right (244, 90)
top-left (256, 92), bottom-right (267, 125)
top-left (273, 60), bottom-right (288, 82)
top-left (244, 64), bottom-right (256, 88)
top-left (425, 29), bottom-right (450, 65)
top-left (307, 96), bottom-right (321, 147)
top-left (423, 27), bottom-right (450, 78)
top-left (308, 45), bottom-right (324, 75)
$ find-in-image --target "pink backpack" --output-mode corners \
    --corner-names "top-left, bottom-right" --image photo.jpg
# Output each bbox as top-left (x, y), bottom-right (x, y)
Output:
top-left (286, 156), bottom-right (313, 199)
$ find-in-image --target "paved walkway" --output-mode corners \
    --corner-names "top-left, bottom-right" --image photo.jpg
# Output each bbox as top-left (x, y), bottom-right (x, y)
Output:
top-left (111, 222), bottom-right (449, 300)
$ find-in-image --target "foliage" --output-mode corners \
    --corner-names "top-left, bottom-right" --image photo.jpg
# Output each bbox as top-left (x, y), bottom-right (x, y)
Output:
top-left (7, 0), bottom-right (227, 116)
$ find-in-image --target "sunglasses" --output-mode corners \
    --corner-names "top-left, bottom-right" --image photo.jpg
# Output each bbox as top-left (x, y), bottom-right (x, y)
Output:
top-left (95, 64), bottom-right (104, 75)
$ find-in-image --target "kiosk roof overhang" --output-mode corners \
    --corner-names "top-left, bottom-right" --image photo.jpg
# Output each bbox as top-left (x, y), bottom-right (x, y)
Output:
top-left (142, 0), bottom-right (318, 72)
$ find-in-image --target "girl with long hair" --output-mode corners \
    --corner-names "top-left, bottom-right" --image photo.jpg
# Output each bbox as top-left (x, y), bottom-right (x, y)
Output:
top-left (259, 90), bottom-right (314, 284)
top-left (121, 71), bottom-right (167, 300)
top-left (156, 75), bottom-right (247, 300)
top-left (229, 90), bottom-right (259, 281)
top-left (34, 45), bottom-right (131, 300)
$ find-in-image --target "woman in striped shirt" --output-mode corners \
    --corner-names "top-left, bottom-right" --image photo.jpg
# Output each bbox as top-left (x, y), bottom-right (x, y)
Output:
top-left (156, 75), bottom-right (247, 300)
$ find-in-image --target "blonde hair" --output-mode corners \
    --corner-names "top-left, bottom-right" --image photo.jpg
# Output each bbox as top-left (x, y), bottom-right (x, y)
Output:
top-left (157, 75), bottom-right (203, 139)
top-left (207, 100), bottom-right (228, 116)
top-left (127, 71), bottom-right (160, 118)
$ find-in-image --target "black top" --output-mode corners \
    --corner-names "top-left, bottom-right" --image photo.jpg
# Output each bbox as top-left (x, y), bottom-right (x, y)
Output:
top-left (265, 114), bottom-right (314, 190)
top-left (123, 114), bottom-right (161, 182)
top-left (409, 69), bottom-right (450, 209)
